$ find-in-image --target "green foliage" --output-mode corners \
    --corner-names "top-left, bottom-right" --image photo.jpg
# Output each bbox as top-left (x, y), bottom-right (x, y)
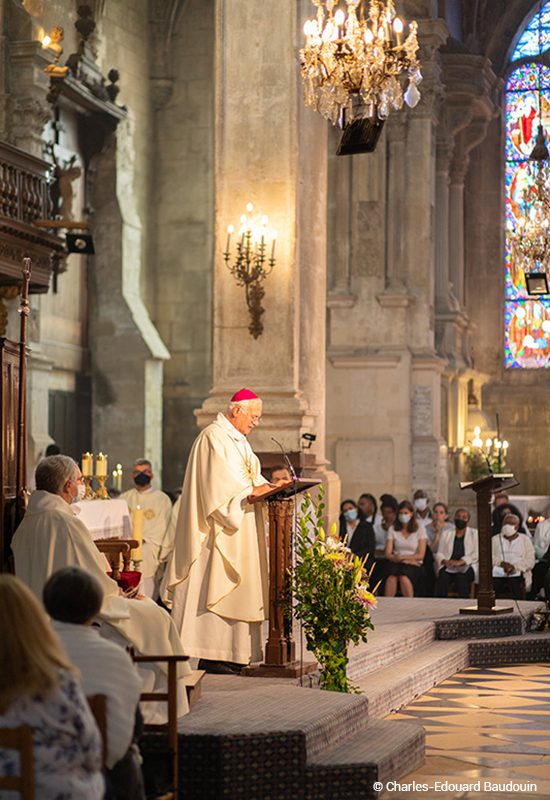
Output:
top-left (291, 487), bottom-right (376, 693)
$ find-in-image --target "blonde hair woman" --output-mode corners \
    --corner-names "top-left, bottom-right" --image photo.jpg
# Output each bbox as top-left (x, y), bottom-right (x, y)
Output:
top-left (0, 575), bottom-right (104, 799)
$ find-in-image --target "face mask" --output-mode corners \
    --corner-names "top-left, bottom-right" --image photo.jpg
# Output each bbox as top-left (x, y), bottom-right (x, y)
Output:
top-left (134, 473), bottom-right (152, 487)
top-left (501, 524), bottom-right (517, 538)
top-left (72, 482), bottom-right (86, 503)
top-left (344, 508), bottom-right (358, 522)
top-left (399, 513), bottom-right (412, 525)
top-left (454, 518), bottom-right (467, 530)
top-left (414, 498), bottom-right (428, 511)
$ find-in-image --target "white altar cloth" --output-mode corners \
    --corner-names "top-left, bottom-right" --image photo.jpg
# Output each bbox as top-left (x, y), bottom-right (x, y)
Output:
top-left (73, 498), bottom-right (132, 541)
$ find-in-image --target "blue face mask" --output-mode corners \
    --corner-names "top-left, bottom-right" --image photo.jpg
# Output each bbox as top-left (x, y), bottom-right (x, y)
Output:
top-left (344, 508), bottom-right (358, 522)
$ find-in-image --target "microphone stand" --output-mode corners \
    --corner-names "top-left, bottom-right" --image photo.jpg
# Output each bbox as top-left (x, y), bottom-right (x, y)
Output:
top-left (271, 436), bottom-right (298, 483)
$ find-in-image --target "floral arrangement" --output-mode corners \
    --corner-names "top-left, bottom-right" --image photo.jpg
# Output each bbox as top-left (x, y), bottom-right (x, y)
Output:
top-left (291, 488), bottom-right (377, 693)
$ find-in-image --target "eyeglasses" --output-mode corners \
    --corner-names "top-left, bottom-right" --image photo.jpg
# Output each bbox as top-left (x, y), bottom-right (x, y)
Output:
top-left (249, 414), bottom-right (262, 423)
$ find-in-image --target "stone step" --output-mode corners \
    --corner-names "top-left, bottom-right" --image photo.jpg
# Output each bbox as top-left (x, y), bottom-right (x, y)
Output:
top-left (183, 668), bottom-right (205, 709)
top-left (306, 720), bottom-right (425, 800)
top-left (468, 632), bottom-right (550, 666)
top-left (179, 683), bottom-right (369, 758)
top-left (355, 640), bottom-right (469, 719)
top-left (177, 684), bottom-right (423, 799)
top-left (347, 621), bottom-right (435, 680)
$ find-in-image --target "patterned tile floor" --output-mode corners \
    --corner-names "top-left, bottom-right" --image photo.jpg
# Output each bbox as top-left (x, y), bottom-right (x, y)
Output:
top-left (382, 664), bottom-right (550, 800)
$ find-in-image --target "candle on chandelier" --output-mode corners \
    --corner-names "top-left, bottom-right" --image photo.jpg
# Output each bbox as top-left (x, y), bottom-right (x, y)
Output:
top-left (334, 8), bottom-right (345, 38)
top-left (226, 224), bottom-right (234, 254)
top-left (270, 230), bottom-right (277, 260)
top-left (81, 452), bottom-right (93, 477)
top-left (393, 17), bottom-right (403, 46)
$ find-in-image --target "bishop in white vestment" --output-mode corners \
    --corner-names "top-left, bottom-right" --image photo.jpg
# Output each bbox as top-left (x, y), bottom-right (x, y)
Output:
top-left (162, 390), bottom-right (272, 668)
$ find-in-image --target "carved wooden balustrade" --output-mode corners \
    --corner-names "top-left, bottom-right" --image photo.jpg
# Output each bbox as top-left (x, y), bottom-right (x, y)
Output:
top-left (0, 139), bottom-right (64, 292)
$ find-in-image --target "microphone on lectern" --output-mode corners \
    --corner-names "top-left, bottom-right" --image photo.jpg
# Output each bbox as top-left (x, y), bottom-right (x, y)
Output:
top-left (271, 436), bottom-right (297, 482)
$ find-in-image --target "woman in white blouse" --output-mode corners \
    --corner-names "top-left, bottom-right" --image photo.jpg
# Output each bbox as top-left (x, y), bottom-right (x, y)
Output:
top-left (0, 575), bottom-right (104, 800)
top-left (384, 500), bottom-right (427, 597)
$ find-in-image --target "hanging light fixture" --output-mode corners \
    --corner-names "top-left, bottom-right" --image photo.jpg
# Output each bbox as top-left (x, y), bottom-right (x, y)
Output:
top-left (300, 0), bottom-right (422, 153)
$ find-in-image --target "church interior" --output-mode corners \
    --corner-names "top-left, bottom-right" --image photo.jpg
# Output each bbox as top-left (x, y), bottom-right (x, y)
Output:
top-left (2, 0), bottom-right (550, 798)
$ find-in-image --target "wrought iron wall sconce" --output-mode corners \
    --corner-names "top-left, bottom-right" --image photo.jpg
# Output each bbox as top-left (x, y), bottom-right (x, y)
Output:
top-left (223, 203), bottom-right (277, 339)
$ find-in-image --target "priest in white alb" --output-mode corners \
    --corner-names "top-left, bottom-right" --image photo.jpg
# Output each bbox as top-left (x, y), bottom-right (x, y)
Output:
top-left (120, 458), bottom-right (173, 599)
top-left (12, 455), bottom-right (191, 719)
top-left (161, 389), bottom-right (275, 673)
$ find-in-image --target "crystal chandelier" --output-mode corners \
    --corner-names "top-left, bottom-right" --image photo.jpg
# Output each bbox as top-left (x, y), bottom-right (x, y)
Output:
top-left (300, 0), bottom-right (422, 129)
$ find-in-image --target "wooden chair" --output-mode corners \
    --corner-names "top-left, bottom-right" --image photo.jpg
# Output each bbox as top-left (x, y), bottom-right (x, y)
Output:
top-left (0, 725), bottom-right (35, 799)
top-left (95, 539), bottom-right (140, 581)
top-left (86, 694), bottom-right (108, 767)
top-left (132, 654), bottom-right (190, 800)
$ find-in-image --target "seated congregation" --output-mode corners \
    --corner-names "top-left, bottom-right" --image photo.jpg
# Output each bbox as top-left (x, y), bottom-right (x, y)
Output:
top-left (0, 455), bottom-right (192, 800)
top-left (338, 489), bottom-right (538, 601)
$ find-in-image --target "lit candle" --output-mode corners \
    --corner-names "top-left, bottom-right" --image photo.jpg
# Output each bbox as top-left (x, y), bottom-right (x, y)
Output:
top-left (96, 452), bottom-right (108, 478)
top-left (393, 17), bottom-right (403, 46)
top-left (116, 464), bottom-right (122, 492)
top-left (334, 8), bottom-right (344, 38)
top-left (225, 223), bottom-right (234, 254)
top-left (81, 452), bottom-right (93, 477)
top-left (132, 506), bottom-right (143, 561)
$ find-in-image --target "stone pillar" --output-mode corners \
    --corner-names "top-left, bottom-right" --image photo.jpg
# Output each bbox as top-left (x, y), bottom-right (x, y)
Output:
top-left (89, 132), bottom-right (169, 484)
top-left (327, 126), bottom-right (353, 297)
top-left (385, 114), bottom-right (409, 294)
top-left (5, 41), bottom-right (52, 157)
top-left (197, 0), bottom-right (339, 509)
top-left (434, 132), bottom-right (453, 312)
top-left (449, 153), bottom-right (468, 307)
top-left (406, 19), bottom-right (449, 502)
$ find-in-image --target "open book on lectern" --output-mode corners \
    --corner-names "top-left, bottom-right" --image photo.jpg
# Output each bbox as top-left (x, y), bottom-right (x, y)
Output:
top-left (459, 473), bottom-right (519, 493)
top-left (250, 479), bottom-right (321, 503)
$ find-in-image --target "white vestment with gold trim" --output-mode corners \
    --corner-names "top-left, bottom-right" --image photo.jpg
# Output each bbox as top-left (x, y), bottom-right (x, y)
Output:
top-left (162, 412), bottom-right (268, 663)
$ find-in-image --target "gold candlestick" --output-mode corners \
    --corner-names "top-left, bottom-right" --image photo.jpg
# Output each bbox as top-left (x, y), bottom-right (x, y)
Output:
top-left (83, 475), bottom-right (95, 500)
top-left (95, 452), bottom-right (109, 499)
top-left (95, 474), bottom-right (109, 499)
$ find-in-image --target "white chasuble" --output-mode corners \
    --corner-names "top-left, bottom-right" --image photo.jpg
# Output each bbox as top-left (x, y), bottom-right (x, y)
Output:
top-left (161, 412), bottom-right (268, 663)
top-left (12, 490), bottom-right (190, 718)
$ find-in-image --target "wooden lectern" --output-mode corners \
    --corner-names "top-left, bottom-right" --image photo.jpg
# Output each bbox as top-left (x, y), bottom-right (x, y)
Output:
top-left (244, 479), bottom-right (319, 678)
top-left (459, 472), bottom-right (519, 615)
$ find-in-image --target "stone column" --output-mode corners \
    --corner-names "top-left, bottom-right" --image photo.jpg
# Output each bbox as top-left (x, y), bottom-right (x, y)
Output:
top-left (385, 113), bottom-right (409, 294)
top-left (434, 132), bottom-right (453, 312)
top-left (327, 126), bottom-right (353, 297)
top-left (89, 132), bottom-right (170, 484)
top-left (449, 152), bottom-right (468, 307)
top-left (406, 19), bottom-right (449, 502)
top-left (197, 0), bottom-right (338, 501)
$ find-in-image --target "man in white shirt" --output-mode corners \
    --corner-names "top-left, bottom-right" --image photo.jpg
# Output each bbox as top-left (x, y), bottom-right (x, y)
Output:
top-left (492, 513), bottom-right (535, 599)
top-left (43, 566), bottom-right (145, 798)
top-left (121, 459), bottom-right (173, 599)
top-left (530, 516), bottom-right (550, 598)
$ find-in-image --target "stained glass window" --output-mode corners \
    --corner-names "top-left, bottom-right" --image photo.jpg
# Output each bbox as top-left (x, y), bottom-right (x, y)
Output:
top-left (505, 3), bottom-right (550, 368)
